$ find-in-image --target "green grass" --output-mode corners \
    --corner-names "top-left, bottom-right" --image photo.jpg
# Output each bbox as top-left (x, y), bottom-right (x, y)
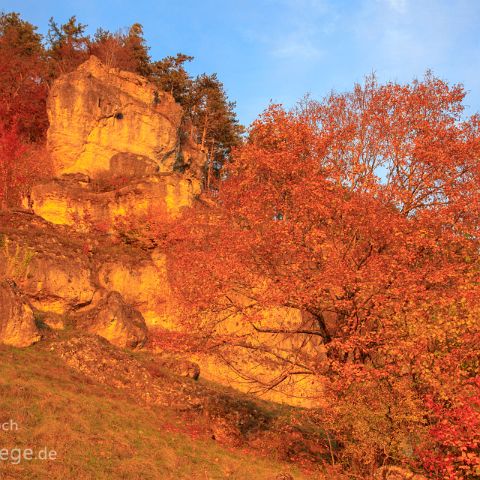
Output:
top-left (0, 345), bottom-right (316, 479)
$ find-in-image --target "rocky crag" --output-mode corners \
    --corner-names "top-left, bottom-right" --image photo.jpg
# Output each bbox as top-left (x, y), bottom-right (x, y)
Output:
top-left (28, 55), bottom-right (203, 231)
top-left (0, 56), bottom-right (322, 406)
top-left (1, 56), bottom-right (199, 346)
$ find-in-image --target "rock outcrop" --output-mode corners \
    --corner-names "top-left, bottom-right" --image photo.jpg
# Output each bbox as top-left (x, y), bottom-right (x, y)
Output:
top-left (47, 55), bottom-right (197, 178)
top-left (29, 56), bottom-right (204, 232)
top-left (0, 213), bottom-right (96, 314)
top-left (0, 280), bottom-right (40, 347)
top-left (0, 211), bottom-right (319, 404)
top-left (97, 250), bottom-right (177, 327)
top-left (74, 291), bottom-right (148, 348)
top-left (0, 212), bottom-right (177, 331)
top-left (29, 172), bottom-right (199, 232)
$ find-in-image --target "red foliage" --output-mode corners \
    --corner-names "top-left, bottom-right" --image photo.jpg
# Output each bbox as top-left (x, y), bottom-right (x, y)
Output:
top-left (419, 333), bottom-right (480, 479)
top-left (0, 13), bottom-right (52, 208)
top-left (0, 14), bottom-right (48, 142)
top-left (0, 121), bottom-right (51, 208)
top-left (147, 329), bottom-right (203, 354)
top-left (164, 75), bottom-right (480, 477)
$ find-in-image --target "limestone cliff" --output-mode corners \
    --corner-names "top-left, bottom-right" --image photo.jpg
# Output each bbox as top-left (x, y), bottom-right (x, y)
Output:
top-left (47, 55), bottom-right (200, 178)
top-left (4, 57), bottom-right (319, 406)
top-left (29, 56), bottom-right (204, 231)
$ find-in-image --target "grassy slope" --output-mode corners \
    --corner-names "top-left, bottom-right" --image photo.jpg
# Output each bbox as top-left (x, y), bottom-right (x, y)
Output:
top-left (0, 344), bottom-right (316, 480)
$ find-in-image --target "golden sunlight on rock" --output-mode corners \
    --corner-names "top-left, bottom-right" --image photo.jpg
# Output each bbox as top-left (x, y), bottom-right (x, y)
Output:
top-left (0, 280), bottom-right (40, 347)
top-left (28, 56), bottom-right (204, 232)
top-left (47, 56), bottom-right (183, 177)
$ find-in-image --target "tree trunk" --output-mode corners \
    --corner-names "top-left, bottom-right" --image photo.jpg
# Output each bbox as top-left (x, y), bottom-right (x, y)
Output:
top-left (201, 112), bottom-right (209, 150)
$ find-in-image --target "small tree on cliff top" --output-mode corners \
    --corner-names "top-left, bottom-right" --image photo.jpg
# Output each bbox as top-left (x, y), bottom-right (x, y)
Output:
top-left (47, 15), bottom-right (89, 75)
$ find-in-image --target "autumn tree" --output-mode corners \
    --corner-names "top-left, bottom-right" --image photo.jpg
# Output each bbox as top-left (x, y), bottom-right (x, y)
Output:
top-left (0, 12), bottom-right (51, 208)
top-left (164, 75), bottom-right (480, 478)
top-left (0, 12), bottom-right (48, 141)
top-left (87, 23), bottom-right (151, 76)
top-left (0, 121), bottom-right (50, 209)
top-left (88, 28), bottom-right (135, 70)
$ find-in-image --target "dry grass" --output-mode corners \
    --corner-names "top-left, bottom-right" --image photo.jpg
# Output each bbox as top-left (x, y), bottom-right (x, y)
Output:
top-left (0, 234), bottom-right (35, 282)
top-left (0, 344), bottom-right (318, 479)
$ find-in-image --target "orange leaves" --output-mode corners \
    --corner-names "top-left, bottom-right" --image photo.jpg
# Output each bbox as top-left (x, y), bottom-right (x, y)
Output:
top-left (168, 74), bottom-right (480, 362)
top-left (0, 122), bottom-right (52, 209)
top-left (164, 74), bottom-right (480, 477)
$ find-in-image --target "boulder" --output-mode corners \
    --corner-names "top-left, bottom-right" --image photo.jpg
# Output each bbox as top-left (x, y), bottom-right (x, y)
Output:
top-left (0, 280), bottom-right (40, 347)
top-left (154, 355), bottom-right (200, 380)
top-left (74, 291), bottom-right (148, 349)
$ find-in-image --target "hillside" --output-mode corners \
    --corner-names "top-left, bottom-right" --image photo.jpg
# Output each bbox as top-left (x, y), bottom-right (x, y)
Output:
top-left (0, 334), bottom-right (322, 480)
top-left (1, 12), bottom-right (479, 479)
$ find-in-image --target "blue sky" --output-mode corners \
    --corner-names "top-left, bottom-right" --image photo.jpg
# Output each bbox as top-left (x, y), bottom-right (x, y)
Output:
top-left (2, 0), bottom-right (480, 126)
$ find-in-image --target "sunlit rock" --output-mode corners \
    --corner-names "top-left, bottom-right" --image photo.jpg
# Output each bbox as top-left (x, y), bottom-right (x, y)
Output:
top-left (47, 55), bottom-right (184, 178)
top-left (28, 173), bottom-right (200, 232)
top-left (74, 291), bottom-right (148, 349)
top-left (0, 280), bottom-right (40, 347)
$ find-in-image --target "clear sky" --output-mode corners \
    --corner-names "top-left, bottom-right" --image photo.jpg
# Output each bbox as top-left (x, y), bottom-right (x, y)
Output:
top-left (2, 0), bottom-right (480, 127)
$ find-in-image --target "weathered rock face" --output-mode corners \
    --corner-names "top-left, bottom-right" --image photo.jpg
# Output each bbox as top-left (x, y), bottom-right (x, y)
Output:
top-left (0, 213), bottom-right (96, 314)
top-left (97, 250), bottom-right (179, 328)
top-left (109, 152), bottom-right (159, 177)
top-left (28, 173), bottom-right (200, 232)
top-left (190, 307), bottom-right (326, 407)
top-left (0, 280), bottom-right (40, 347)
top-left (25, 250), bottom-right (95, 313)
top-left (30, 56), bottom-right (204, 232)
top-left (74, 291), bottom-right (148, 349)
top-left (0, 212), bottom-right (178, 329)
top-left (47, 56), bottom-right (187, 178)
